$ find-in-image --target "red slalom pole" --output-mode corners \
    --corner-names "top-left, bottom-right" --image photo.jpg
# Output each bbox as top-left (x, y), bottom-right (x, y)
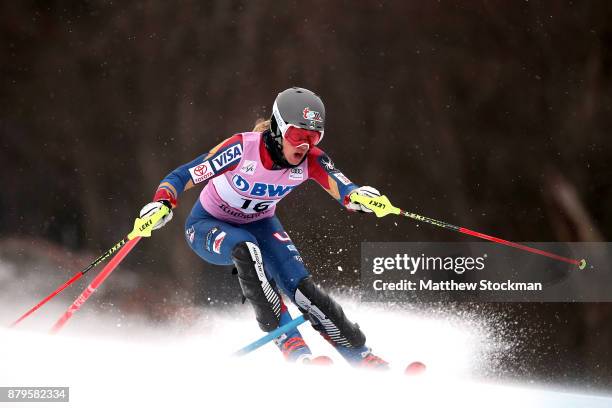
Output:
top-left (50, 237), bottom-right (141, 334)
top-left (350, 193), bottom-right (587, 269)
top-left (10, 272), bottom-right (84, 327)
top-left (458, 227), bottom-right (583, 267)
top-left (13, 206), bottom-right (169, 328)
top-left (10, 238), bottom-right (130, 327)
top-left (397, 210), bottom-right (587, 269)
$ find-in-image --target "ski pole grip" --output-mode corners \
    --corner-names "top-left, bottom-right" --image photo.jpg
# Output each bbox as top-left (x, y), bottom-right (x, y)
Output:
top-left (350, 193), bottom-right (401, 218)
top-left (127, 205), bottom-right (170, 240)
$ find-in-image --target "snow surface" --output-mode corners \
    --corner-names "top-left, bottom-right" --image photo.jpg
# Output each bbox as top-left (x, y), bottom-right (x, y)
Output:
top-left (2, 296), bottom-right (611, 408)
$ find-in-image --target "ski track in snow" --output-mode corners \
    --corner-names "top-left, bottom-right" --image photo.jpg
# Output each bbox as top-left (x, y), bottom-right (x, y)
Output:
top-left (2, 295), bottom-right (611, 408)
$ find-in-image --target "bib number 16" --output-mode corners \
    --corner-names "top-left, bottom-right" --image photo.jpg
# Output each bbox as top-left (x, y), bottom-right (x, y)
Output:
top-left (240, 199), bottom-right (273, 212)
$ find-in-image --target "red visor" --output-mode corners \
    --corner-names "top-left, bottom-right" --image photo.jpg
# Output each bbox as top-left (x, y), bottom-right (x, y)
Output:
top-left (284, 126), bottom-right (321, 148)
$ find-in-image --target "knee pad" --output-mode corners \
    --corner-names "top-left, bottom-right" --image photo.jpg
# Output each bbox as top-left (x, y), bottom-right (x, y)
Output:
top-left (294, 276), bottom-right (366, 348)
top-left (232, 242), bottom-right (281, 332)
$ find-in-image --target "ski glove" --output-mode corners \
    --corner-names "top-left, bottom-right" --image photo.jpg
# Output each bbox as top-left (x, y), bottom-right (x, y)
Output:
top-left (347, 186), bottom-right (381, 213)
top-left (139, 201), bottom-right (173, 230)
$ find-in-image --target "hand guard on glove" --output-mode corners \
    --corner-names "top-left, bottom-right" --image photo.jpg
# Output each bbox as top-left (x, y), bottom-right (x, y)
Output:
top-left (347, 186), bottom-right (381, 213)
top-left (139, 201), bottom-right (173, 230)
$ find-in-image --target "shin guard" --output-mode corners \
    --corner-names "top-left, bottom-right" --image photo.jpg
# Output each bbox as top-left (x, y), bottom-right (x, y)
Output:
top-left (294, 277), bottom-right (366, 348)
top-left (232, 242), bottom-right (281, 332)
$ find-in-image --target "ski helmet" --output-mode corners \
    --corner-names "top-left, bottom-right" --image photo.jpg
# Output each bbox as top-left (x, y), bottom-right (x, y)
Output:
top-left (270, 87), bottom-right (325, 144)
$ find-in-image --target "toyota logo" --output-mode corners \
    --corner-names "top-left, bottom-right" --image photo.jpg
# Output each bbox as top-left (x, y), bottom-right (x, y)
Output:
top-left (193, 164), bottom-right (208, 176)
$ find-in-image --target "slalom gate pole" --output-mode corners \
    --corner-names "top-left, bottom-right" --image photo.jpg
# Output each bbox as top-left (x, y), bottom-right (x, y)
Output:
top-left (11, 237), bottom-right (131, 327)
top-left (233, 315), bottom-right (307, 357)
top-left (48, 206), bottom-right (170, 334)
top-left (49, 237), bottom-right (141, 334)
top-left (350, 193), bottom-right (587, 270)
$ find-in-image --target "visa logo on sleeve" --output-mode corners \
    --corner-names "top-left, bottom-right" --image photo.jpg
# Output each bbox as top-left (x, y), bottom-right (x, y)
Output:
top-left (210, 144), bottom-right (243, 172)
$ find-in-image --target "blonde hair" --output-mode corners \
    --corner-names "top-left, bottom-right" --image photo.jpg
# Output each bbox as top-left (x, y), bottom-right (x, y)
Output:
top-left (252, 118), bottom-right (270, 133)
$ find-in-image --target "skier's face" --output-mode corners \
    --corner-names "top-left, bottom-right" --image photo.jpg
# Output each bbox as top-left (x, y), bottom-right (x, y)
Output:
top-left (282, 126), bottom-right (321, 165)
top-left (283, 136), bottom-right (309, 165)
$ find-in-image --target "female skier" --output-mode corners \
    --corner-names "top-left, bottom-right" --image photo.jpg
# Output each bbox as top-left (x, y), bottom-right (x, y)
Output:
top-left (140, 87), bottom-right (387, 368)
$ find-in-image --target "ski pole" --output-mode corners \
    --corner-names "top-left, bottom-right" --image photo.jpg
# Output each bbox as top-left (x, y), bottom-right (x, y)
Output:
top-left (11, 239), bottom-right (131, 327)
top-left (49, 206), bottom-right (170, 334)
top-left (350, 193), bottom-right (587, 270)
top-left (233, 315), bottom-right (307, 357)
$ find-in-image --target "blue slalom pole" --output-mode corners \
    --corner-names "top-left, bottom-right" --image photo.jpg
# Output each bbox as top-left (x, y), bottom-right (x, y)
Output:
top-left (233, 315), bottom-right (307, 356)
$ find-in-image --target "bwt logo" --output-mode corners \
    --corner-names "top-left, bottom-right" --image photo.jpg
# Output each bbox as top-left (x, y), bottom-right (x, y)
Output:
top-left (232, 175), bottom-right (296, 197)
top-left (233, 174), bottom-right (250, 191)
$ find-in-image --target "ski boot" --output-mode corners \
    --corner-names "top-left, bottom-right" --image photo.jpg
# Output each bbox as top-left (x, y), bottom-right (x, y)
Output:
top-left (335, 345), bottom-right (389, 370)
top-left (275, 333), bottom-right (333, 365)
top-left (274, 308), bottom-right (333, 366)
top-left (292, 276), bottom-right (384, 369)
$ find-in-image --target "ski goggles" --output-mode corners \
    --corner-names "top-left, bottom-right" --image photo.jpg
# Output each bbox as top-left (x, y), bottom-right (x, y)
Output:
top-left (283, 126), bottom-right (322, 148)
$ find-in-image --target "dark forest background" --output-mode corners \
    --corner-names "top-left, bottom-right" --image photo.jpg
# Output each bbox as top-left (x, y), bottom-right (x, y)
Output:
top-left (1, 1), bottom-right (611, 387)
